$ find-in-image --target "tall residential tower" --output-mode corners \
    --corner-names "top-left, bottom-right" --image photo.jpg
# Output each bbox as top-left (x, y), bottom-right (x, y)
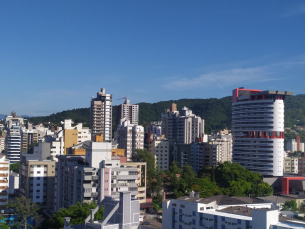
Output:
top-left (232, 88), bottom-right (293, 177)
top-left (90, 88), bottom-right (112, 142)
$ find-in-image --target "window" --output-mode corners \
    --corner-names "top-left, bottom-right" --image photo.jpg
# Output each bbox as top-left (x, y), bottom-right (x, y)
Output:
top-left (180, 204), bottom-right (185, 208)
top-left (37, 171), bottom-right (40, 174)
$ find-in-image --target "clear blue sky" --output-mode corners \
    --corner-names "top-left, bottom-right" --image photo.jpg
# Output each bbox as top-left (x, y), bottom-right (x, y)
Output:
top-left (0, 1), bottom-right (304, 116)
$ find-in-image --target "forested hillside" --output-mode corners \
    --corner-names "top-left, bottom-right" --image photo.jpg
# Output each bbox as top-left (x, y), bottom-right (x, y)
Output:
top-left (27, 94), bottom-right (305, 134)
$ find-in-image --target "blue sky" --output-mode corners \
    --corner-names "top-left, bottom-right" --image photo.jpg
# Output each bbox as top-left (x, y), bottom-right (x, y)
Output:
top-left (0, 1), bottom-right (304, 116)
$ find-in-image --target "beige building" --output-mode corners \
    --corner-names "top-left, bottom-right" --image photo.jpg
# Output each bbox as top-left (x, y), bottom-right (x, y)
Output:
top-left (121, 162), bottom-right (147, 204)
top-left (21, 129), bottom-right (38, 154)
top-left (19, 154), bottom-right (55, 209)
top-left (284, 157), bottom-right (298, 174)
top-left (0, 155), bottom-right (9, 208)
top-left (115, 99), bottom-right (139, 130)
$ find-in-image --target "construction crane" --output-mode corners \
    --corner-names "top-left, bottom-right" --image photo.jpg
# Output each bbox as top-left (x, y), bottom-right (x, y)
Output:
top-left (117, 97), bottom-right (128, 103)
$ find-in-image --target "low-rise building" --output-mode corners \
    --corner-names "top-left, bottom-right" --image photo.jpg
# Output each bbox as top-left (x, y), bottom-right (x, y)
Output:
top-left (163, 193), bottom-right (305, 229)
top-left (284, 157), bottom-right (298, 174)
top-left (9, 171), bottom-right (19, 195)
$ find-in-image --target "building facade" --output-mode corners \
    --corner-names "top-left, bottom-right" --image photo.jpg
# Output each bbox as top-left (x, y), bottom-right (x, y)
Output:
top-left (54, 142), bottom-right (146, 211)
top-left (116, 120), bottom-right (144, 161)
top-left (115, 99), bottom-right (139, 130)
top-left (19, 154), bottom-right (55, 209)
top-left (90, 88), bottom-right (112, 142)
top-left (0, 155), bottom-right (9, 208)
top-left (148, 138), bottom-right (170, 170)
top-left (161, 104), bottom-right (204, 144)
top-left (232, 88), bottom-right (293, 177)
top-left (284, 157), bottom-right (298, 174)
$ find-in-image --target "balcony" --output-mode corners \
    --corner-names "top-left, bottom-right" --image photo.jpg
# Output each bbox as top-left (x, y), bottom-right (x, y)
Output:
top-left (0, 174), bottom-right (8, 177)
top-left (91, 192), bottom-right (98, 197)
top-left (0, 192), bottom-right (7, 196)
top-left (0, 180), bottom-right (8, 183)
top-left (0, 199), bottom-right (7, 202)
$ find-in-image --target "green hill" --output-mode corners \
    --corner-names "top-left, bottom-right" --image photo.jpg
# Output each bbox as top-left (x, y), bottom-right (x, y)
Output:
top-left (27, 94), bottom-right (305, 134)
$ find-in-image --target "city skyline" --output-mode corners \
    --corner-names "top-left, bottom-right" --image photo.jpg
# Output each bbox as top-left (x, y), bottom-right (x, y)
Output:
top-left (0, 1), bottom-right (304, 116)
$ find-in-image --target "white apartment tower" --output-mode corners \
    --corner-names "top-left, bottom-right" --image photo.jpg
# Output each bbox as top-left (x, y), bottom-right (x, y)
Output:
top-left (232, 88), bottom-right (293, 177)
top-left (90, 88), bottom-right (112, 142)
top-left (161, 104), bottom-right (204, 144)
top-left (116, 120), bottom-right (144, 161)
top-left (115, 99), bottom-right (139, 130)
top-left (0, 155), bottom-right (9, 207)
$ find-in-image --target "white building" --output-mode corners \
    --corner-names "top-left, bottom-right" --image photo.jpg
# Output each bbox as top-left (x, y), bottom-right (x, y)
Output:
top-left (148, 138), bottom-right (169, 170)
top-left (6, 126), bottom-right (22, 163)
top-left (232, 88), bottom-right (293, 177)
top-left (161, 104), bottom-right (204, 144)
top-left (115, 99), bottom-right (139, 130)
top-left (0, 155), bottom-right (9, 207)
top-left (146, 121), bottom-right (162, 136)
top-left (0, 136), bottom-right (5, 152)
top-left (54, 142), bottom-right (145, 211)
top-left (116, 120), bottom-right (144, 161)
top-left (287, 139), bottom-right (298, 152)
top-left (163, 193), bottom-right (305, 229)
top-left (90, 88), bottom-right (112, 142)
top-left (9, 171), bottom-right (19, 195)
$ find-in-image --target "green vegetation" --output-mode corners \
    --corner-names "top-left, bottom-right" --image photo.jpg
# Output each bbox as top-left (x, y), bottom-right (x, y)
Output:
top-left (131, 149), bottom-right (163, 197)
top-left (281, 200), bottom-right (298, 211)
top-left (0, 216), bottom-right (9, 229)
top-left (10, 162), bottom-right (20, 173)
top-left (26, 94), bottom-right (305, 134)
top-left (42, 202), bottom-right (104, 229)
top-left (8, 196), bottom-right (41, 229)
top-left (165, 161), bottom-right (273, 198)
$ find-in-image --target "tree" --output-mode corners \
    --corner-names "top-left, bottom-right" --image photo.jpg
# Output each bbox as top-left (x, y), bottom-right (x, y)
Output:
top-left (0, 216), bottom-right (10, 229)
top-left (131, 149), bottom-right (163, 197)
top-left (165, 162), bottom-right (197, 198)
top-left (282, 200), bottom-right (298, 212)
top-left (8, 196), bottom-right (40, 229)
top-left (181, 164), bottom-right (197, 193)
top-left (193, 178), bottom-right (222, 198)
top-left (43, 202), bottom-right (104, 229)
top-left (10, 162), bottom-right (20, 173)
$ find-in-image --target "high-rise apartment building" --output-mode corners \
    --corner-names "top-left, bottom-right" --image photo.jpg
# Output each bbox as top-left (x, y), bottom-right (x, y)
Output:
top-left (148, 138), bottom-right (170, 170)
top-left (5, 114), bottom-right (23, 163)
top-left (115, 99), bottom-right (139, 130)
top-left (0, 155), bottom-right (9, 208)
top-left (54, 142), bottom-right (147, 211)
top-left (161, 104), bottom-right (204, 144)
top-left (116, 120), bottom-right (144, 161)
top-left (6, 126), bottom-right (21, 163)
top-left (90, 88), bottom-right (112, 142)
top-left (0, 136), bottom-right (5, 153)
top-left (19, 154), bottom-right (55, 209)
top-left (232, 88), bottom-right (293, 177)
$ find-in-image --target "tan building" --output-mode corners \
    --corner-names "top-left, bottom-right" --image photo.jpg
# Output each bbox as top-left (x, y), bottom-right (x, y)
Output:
top-left (0, 155), bottom-right (9, 208)
top-left (21, 129), bottom-right (38, 154)
top-left (64, 129), bottom-right (78, 155)
top-left (121, 162), bottom-right (147, 204)
top-left (19, 154), bottom-right (55, 209)
top-left (284, 157), bottom-right (298, 174)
